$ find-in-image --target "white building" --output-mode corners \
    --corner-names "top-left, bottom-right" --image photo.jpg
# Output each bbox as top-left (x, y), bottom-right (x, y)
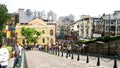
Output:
top-left (47, 11), bottom-right (57, 22)
top-left (59, 14), bottom-right (75, 25)
top-left (70, 21), bottom-right (79, 32)
top-left (19, 9), bottom-right (57, 24)
top-left (78, 15), bottom-right (93, 39)
top-left (19, 9), bottom-right (33, 24)
top-left (103, 10), bottom-right (120, 36)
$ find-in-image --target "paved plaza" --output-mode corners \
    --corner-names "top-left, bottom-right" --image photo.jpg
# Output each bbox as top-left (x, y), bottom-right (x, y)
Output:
top-left (25, 49), bottom-right (120, 68)
top-left (25, 51), bottom-right (102, 68)
top-left (7, 48), bottom-right (120, 68)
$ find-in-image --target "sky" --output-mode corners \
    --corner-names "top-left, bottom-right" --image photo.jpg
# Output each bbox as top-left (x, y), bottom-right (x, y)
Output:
top-left (1, 0), bottom-right (120, 20)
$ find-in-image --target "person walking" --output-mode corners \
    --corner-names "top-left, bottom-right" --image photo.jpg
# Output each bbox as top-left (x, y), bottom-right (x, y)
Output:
top-left (13, 42), bottom-right (22, 68)
top-left (38, 45), bottom-right (41, 51)
top-left (67, 44), bottom-right (72, 57)
top-left (0, 43), bottom-right (9, 68)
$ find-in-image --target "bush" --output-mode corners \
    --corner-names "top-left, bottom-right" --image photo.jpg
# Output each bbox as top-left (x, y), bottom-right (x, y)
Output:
top-left (76, 35), bottom-right (120, 45)
top-left (63, 44), bottom-right (67, 47)
top-left (4, 45), bottom-right (13, 53)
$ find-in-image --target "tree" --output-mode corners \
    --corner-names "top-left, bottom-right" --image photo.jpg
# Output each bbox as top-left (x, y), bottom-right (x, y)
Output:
top-left (21, 27), bottom-right (41, 45)
top-left (0, 4), bottom-right (10, 42)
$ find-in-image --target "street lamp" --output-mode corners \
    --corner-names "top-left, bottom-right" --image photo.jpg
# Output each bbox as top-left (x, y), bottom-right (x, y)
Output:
top-left (103, 14), bottom-right (111, 55)
top-left (114, 14), bottom-right (118, 36)
top-left (102, 13), bottom-right (106, 36)
top-left (77, 24), bottom-right (79, 40)
top-left (108, 14), bottom-right (111, 55)
top-left (91, 18), bottom-right (95, 39)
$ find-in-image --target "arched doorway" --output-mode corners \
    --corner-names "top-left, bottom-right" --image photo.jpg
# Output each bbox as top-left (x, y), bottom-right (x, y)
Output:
top-left (50, 39), bottom-right (53, 44)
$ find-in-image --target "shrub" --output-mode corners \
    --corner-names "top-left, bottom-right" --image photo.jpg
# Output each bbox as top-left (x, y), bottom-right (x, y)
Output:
top-left (4, 45), bottom-right (13, 53)
top-left (76, 35), bottom-right (120, 45)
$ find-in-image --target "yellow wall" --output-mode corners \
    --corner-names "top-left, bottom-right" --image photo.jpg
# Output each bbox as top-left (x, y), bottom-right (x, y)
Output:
top-left (15, 19), bottom-right (56, 45)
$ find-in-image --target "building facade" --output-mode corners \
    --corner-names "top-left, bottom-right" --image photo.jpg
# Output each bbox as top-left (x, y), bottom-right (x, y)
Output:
top-left (19, 9), bottom-right (33, 24)
top-left (102, 10), bottom-right (120, 36)
top-left (92, 17), bottom-right (103, 37)
top-left (78, 15), bottom-right (92, 39)
top-left (15, 18), bottom-right (56, 45)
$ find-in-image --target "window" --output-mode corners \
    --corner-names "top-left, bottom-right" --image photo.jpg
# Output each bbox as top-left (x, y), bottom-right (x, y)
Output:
top-left (111, 20), bottom-right (116, 24)
top-left (22, 39), bottom-right (25, 44)
top-left (42, 30), bottom-right (45, 34)
top-left (77, 24), bottom-right (79, 28)
top-left (42, 38), bottom-right (45, 43)
top-left (117, 27), bottom-right (120, 31)
top-left (118, 20), bottom-right (120, 24)
top-left (50, 39), bottom-right (53, 44)
top-left (110, 26), bottom-right (115, 31)
top-left (50, 29), bottom-right (53, 35)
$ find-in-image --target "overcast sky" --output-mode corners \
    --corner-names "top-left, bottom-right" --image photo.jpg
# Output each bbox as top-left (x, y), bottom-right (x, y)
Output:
top-left (1, 0), bottom-right (120, 20)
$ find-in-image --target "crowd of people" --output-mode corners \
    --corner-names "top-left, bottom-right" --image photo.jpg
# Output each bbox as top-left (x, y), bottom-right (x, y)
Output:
top-left (37, 40), bottom-right (85, 57)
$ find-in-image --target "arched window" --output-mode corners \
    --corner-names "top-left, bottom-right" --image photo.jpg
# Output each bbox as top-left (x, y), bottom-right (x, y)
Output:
top-left (42, 30), bottom-right (45, 34)
top-left (50, 29), bottom-right (53, 35)
top-left (22, 39), bottom-right (25, 44)
top-left (50, 39), bottom-right (53, 44)
top-left (42, 38), bottom-right (45, 43)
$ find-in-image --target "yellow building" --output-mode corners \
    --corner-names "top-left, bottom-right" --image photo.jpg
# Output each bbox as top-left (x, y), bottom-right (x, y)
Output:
top-left (15, 18), bottom-right (56, 45)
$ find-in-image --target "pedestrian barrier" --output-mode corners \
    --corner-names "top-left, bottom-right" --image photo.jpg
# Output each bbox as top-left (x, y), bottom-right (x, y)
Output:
top-left (61, 51), bottom-right (63, 57)
top-left (41, 49), bottom-right (120, 68)
top-left (86, 53), bottom-right (89, 63)
top-left (71, 52), bottom-right (73, 59)
top-left (58, 51), bottom-right (60, 56)
top-left (97, 54), bottom-right (100, 66)
top-left (113, 56), bottom-right (117, 68)
top-left (66, 52), bottom-right (68, 58)
top-left (77, 52), bottom-right (80, 61)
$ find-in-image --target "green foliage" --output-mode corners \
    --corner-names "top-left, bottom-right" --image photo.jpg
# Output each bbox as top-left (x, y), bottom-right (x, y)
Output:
top-left (21, 27), bottom-right (41, 44)
top-left (63, 44), bottom-right (67, 47)
top-left (76, 35), bottom-right (120, 45)
top-left (0, 4), bottom-right (10, 42)
top-left (75, 39), bottom-right (95, 44)
top-left (96, 35), bottom-right (120, 42)
top-left (4, 45), bottom-right (13, 53)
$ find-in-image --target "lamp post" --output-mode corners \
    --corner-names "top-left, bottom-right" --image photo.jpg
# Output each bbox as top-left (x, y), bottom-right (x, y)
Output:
top-left (108, 14), bottom-right (111, 55)
top-left (102, 13), bottom-right (106, 36)
top-left (115, 14), bottom-right (118, 36)
top-left (77, 24), bottom-right (79, 40)
top-left (91, 18), bottom-right (94, 39)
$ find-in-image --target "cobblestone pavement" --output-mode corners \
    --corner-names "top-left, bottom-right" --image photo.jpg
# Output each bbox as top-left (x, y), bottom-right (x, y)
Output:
top-left (61, 52), bottom-right (120, 68)
top-left (8, 58), bottom-right (14, 68)
top-left (25, 50), bottom-right (105, 68)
